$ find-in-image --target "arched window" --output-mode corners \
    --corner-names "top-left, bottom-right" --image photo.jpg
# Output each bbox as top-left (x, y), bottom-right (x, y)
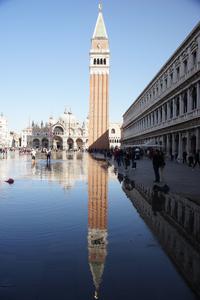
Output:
top-left (94, 59), bottom-right (97, 65)
top-left (97, 59), bottom-right (100, 65)
top-left (111, 128), bottom-right (115, 134)
top-left (104, 58), bottom-right (106, 65)
top-left (100, 58), bottom-right (103, 65)
top-left (183, 92), bottom-right (188, 113)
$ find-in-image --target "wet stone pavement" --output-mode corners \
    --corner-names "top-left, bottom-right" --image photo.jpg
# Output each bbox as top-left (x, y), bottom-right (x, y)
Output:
top-left (0, 151), bottom-right (199, 300)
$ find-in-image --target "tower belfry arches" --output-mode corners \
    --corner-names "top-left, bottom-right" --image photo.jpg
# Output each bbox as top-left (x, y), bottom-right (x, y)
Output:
top-left (89, 2), bottom-right (110, 150)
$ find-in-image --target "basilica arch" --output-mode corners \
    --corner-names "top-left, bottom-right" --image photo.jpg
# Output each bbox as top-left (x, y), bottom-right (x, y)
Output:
top-left (53, 126), bottom-right (64, 136)
top-left (42, 138), bottom-right (49, 149)
top-left (76, 138), bottom-right (84, 150)
top-left (67, 138), bottom-right (74, 150)
top-left (53, 136), bottom-right (63, 150)
top-left (33, 139), bottom-right (40, 149)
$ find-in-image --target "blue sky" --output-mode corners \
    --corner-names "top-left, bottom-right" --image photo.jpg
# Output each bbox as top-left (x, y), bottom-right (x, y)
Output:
top-left (0, 0), bottom-right (200, 131)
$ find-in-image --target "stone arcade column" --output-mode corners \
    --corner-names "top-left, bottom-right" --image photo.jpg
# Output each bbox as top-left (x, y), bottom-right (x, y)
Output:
top-left (166, 134), bottom-right (170, 157)
top-left (173, 99), bottom-right (176, 119)
top-left (172, 133), bottom-right (176, 156)
top-left (187, 88), bottom-right (192, 113)
top-left (162, 105), bottom-right (165, 123)
top-left (186, 131), bottom-right (190, 154)
top-left (178, 132), bottom-right (183, 161)
top-left (196, 127), bottom-right (200, 152)
top-left (197, 81), bottom-right (200, 109)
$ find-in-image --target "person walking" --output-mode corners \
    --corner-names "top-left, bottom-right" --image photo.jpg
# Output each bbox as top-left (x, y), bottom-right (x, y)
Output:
top-left (46, 148), bottom-right (51, 163)
top-left (193, 150), bottom-right (200, 168)
top-left (159, 150), bottom-right (166, 183)
top-left (31, 149), bottom-right (36, 165)
top-left (182, 151), bottom-right (187, 164)
top-left (152, 149), bottom-right (160, 183)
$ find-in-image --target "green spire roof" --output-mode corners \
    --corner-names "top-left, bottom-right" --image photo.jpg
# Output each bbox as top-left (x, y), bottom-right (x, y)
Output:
top-left (93, 10), bottom-right (108, 39)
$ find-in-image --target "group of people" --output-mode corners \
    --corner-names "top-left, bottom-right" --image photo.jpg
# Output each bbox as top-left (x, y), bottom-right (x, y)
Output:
top-left (31, 148), bottom-right (51, 164)
top-left (182, 150), bottom-right (200, 168)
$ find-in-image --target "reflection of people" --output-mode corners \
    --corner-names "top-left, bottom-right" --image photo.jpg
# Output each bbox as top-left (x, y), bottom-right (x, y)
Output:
top-left (151, 190), bottom-right (165, 215)
top-left (159, 151), bottom-right (165, 183)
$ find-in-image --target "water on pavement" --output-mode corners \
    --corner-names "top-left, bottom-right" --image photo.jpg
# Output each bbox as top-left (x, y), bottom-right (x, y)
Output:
top-left (0, 152), bottom-right (199, 300)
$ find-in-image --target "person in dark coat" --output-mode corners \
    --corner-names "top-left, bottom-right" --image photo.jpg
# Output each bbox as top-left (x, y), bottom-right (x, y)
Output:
top-left (193, 150), bottom-right (200, 168)
top-left (152, 150), bottom-right (160, 183)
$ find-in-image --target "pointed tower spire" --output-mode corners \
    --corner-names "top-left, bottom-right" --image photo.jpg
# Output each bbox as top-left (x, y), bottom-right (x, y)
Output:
top-left (93, 2), bottom-right (108, 39)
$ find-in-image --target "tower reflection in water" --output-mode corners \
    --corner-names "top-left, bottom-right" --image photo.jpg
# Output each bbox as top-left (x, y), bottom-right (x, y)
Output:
top-left (88, 156), bottom-right (108, 299)
top-left (121, 176), bottom-right (200, 297)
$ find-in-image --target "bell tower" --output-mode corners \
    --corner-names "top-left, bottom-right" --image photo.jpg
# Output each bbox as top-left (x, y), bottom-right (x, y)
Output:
top-left (89, 2), bottom-right (110, 150)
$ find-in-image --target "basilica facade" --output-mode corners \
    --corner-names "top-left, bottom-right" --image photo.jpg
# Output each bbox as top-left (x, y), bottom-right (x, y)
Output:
top-left (27, 109), bottom-right (89, 151)
top-left (122, 22), bottom-right (200, 160)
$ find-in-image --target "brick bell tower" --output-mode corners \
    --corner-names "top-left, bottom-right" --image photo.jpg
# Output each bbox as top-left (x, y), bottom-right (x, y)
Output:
top-left (89, 2), bottom-right (110, 150)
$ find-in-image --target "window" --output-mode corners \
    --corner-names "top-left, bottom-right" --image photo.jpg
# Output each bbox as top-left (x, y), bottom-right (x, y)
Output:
top-left (170, 100), bottom-right (173, 118)
top-left (111, 128), bottom-right (115, 134)
top-left (176, 67), bottom-right (180, 80)
top-left (183, 60), bottom-right (188, 73)
top-left (193, 51), bottom-right (197, 66)
top-left (176, 97), bottom-right (180, 116)
top-left (100, 58), bottom-right (103, 65)
top-left (165, 78), bottom-right (168, 88)
top-left (97, 59), bottom-right (100, 65)
top-left (94, 59), bottom-right (97, 65)
top-left (192, 87), bottom-right (197, 110)
top-left (183, 92), bottom-right (188, 113)
top-left (170, 73), bottom-right (173, 84)
top-left (165, 104), bottom-right (167, 120)
top-left (104, 58), bottom-right (106, 65)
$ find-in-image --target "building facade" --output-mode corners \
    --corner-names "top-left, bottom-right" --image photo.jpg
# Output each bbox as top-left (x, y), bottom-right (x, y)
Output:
top-left (89, 3), bottom-right (110, 150)
top-left (109, 123), bottom-right (121, 149)
top-left (122, 22), bottom-right (200, 160)
top-left (0, 113), bottom-right (9, 148)
top-left (27, 109), bottom-right (89, 151)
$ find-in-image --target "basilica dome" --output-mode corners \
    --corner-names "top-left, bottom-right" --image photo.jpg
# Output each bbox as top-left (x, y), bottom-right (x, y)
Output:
top-left (59, 109), bottom-right (76, 125)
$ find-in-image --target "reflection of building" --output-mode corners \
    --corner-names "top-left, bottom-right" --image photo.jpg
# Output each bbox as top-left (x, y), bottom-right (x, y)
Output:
top-left (88, 156), bottom-right (108, 299)
top-left (123, 182), bottom-right (200, 297)
top-left (122, 22), bottom-right (200, 159)
top-left (89, 3), bottom-right (110, 150)
top-left (0, 113), bottom-right (9, 148)
top-left (27, 109), bottom-right (89, 150)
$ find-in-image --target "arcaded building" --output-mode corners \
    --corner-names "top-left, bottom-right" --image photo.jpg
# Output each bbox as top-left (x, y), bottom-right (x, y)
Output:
top-left (122, 22), bottom-right (200, 159)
